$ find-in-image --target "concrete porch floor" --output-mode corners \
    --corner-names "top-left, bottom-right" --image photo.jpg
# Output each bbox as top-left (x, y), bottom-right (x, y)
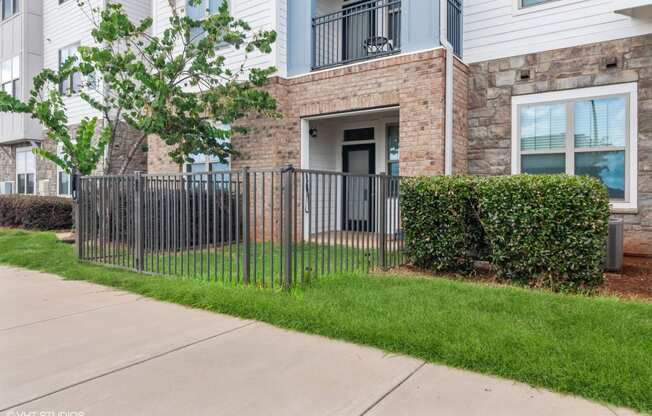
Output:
top-left (0, 266), bottom-right (638, 416)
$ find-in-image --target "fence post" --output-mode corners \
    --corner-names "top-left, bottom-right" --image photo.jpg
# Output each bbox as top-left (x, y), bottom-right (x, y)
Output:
top-left (378, 173), bottom-right (388, 270)
top-left (72, 172), bottom-right (82, 259)
top-left (134, 171), bottom-right (145, 272)
top-left (282, 165), bottom-right (294, 289)
top-left (242, 167), bottom-right (251, 284)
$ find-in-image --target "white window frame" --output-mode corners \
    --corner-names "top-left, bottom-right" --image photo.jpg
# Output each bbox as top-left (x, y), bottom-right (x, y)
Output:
top-left (58, 42), bottom-right (82, 95)
top-left (512, 0), bottom-right (584, 15)
top-left (1, 0), bottom-right (18, 20)
top-left (15, 146), bottom-right (37, 195)
top-left (56, 144), bottom-right (72, 197)
top-left (0, 56), bottom-right (20, 98)
top-left (511, 83), bottom-right (638, 212)
top-left (0, 181), bottom-right (14, 194)
top-left (186, 0), bottom-right (231, 46)
top-left (185, 153), bottom-right (231, 174)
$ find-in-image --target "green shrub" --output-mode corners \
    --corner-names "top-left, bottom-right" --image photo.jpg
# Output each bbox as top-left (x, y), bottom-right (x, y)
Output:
top-left (400, 174), bottom-right (610, 290)
top-left (401, 176), bottom-right (481, 272)
top-left (0, 195), bottom-right (73, 231)
top-left (475, 175), bottom-right (610, 289)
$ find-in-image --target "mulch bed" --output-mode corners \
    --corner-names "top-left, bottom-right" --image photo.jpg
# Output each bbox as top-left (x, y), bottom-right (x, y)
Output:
top-left (602, 256), bottom-right (652, 301)
top-left (383, 257), bottom-right (652, 302)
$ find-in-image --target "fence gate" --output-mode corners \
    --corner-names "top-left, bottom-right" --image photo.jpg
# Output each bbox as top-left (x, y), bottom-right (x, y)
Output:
top-left (75, 167), bottom-right (405, 288)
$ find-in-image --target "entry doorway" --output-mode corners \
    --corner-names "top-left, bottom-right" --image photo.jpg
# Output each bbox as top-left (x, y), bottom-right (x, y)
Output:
top-left (342, 143), bottom-right (375, 231)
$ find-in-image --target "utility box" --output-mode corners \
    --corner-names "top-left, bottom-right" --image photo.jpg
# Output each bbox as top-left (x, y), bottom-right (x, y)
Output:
top-left (606, 218), bottom-right (624, 273)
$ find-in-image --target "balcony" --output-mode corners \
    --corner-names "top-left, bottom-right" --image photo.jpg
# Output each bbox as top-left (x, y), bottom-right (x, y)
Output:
top-left (447, 0), bottom-right (462, 56)
top-left (311, 0), bottom-right (402, 70)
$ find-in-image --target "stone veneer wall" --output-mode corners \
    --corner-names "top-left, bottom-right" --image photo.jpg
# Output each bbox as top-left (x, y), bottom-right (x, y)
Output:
top-left (0, 146), bottom-right (17, 184)
top-left (468, 35), bottom-right (652, 255)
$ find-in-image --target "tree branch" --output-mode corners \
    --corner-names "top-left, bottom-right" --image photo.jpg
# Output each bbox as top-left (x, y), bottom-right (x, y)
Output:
top-left (118, 131), bottom-right (149, 174)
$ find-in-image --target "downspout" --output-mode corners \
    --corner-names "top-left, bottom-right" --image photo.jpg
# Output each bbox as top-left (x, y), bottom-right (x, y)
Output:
top-left (440, 0), bottom-right (454, 176)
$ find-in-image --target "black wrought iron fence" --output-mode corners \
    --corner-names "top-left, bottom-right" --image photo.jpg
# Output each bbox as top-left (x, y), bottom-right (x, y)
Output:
top-left (75, 167), bottom-right (405, 288)
top-left (447, 0), bottom-right (463, 56)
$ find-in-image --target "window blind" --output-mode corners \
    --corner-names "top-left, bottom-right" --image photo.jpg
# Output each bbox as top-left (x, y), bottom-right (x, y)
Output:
top-left (574, 97), bottom-right (626, 148)
top-left (520, 103), bottom-right (566, 151)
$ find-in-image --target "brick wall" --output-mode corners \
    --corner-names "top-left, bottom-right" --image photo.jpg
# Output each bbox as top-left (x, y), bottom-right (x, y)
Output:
top-left (468, 34), bottom-right (652, 255)
top-left (148, 49), bottom-right (467, 178)
top-left (106, 123), bottom-right (149, 174)
top-left (453, 57), bottom-right (469, 174)
top-left (147, 134), bottom-right (181, 173)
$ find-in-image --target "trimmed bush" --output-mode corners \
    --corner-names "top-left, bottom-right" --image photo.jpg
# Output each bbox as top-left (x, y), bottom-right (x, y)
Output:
top-left (0, 195), bottom-right (73, 231)
top-left (475, 175), bottom-right (610, 289)
top-left (401, 176), bottom-right (482, 272)
top-left (401, 174), bottom-right (610, 290)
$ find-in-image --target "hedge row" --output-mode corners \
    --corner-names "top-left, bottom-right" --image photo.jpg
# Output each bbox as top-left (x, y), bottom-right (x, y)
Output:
top-left (0, 195), bottom-right (73, 231)
top-left (401, 175), bottom-right (610, 289)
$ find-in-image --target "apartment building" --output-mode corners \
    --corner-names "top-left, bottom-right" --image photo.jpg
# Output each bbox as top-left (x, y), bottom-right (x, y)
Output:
top-left (2, 0), bottom-right (652, 255)
top-left (148, 0), bottom-right (467, 180)
top-left (0, 0), bottom-right (150, 197)
top-left (146, 0), bottom-right (652, 255)
top-left (464, 0), bottom-right (652, 255)
top-left (0, 0), bottom-right (43, 195)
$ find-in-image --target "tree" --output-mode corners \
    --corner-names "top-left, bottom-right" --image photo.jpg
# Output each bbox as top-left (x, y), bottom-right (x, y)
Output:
top-left (0, 61), bottom-right (108, 176)
top-left (0, 0), bottom-right (278, 176)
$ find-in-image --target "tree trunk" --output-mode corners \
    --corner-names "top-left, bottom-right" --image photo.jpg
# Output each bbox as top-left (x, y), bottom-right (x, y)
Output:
top-left (118, 132), bottom-right (148, 174)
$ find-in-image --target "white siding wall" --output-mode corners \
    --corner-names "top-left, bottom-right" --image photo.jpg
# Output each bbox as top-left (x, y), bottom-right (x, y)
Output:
top-left (306, 111), bottom-right (399, 234)
top-left (275, 0), bottom-right (287, 76)
top-left (43, 0), bottom-right (103, 126)
top-left (43, 0), bottom-right (151, 126)
top-left (153, 0), bottom-right (281, 76)
top-left (0, 0), bottom-right (43, 142)
top-left (0, 15), bottom-right (24, 141)
top-left (121, 0), bottom-right (153, 27)
top-left (464, 0), bottom-right (652, 63)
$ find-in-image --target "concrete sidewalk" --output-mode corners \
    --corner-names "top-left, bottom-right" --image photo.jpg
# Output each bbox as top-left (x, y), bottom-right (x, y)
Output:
top-left (0, 266), bottom-right (638, 416)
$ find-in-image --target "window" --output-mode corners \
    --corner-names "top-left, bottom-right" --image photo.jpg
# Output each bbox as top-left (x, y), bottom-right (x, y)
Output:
top-left (187, 0), bottom-right (228, 42)
top-left (520, 0), bottom-right (555, 7)
top-left (16, 146), bottom-right (36, 195)
top-left (512, 83), bottom-right (638, 210)
top-left (386, 124), bottom-right (400, 197)
top-left (386, 125), bottom-right (399, 176)
top-left (0, 182), bottom-right (13, 194)
top-left (185, 153), bottom-right (230, 189)
top-left (57, 144), bottom-right (71, 196)
top-left (185, 153), bottom-right (230, 174)
top-left (1, 0), bottom-right (18, 20)
top-left (344, 128), bottom-right (375, 142)
top-left (58, 43), bottom-right (82, 95)
top-left (0, 56), bottom-right (19, 98)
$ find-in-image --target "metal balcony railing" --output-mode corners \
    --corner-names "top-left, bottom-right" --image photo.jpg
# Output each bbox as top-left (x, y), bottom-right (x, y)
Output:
top-left (312, 0), bottom-right (402, 70)
top-left (447, 0), bottom-right (463, 57)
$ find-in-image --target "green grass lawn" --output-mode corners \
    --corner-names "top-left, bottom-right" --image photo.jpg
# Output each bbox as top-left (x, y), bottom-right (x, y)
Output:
top-left (80, 238), bottom-right (399, 287)
top-left (1, 228), bottom-right (651, 414)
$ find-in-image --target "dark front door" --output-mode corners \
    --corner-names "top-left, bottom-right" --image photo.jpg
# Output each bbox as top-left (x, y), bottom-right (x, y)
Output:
top-left (342, 143), bottom-right (375, 231)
